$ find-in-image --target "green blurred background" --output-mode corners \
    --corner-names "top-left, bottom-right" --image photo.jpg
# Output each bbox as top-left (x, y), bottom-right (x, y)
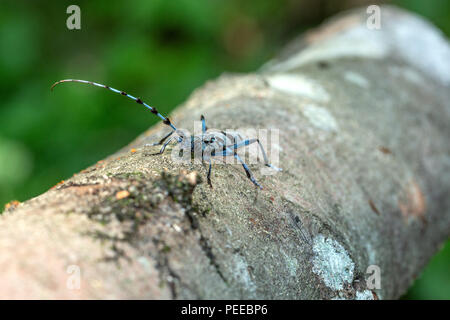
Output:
top-left (0, 0), bottom-right (448, 299)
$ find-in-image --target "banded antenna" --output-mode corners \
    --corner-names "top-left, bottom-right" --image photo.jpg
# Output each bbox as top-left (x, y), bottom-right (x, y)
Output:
top-left (51, 79), bottom-right (177, 131)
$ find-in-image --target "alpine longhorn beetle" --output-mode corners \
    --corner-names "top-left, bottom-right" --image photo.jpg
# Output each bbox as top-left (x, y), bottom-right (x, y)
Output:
top-left (51, 79), bottom-right (282, 189)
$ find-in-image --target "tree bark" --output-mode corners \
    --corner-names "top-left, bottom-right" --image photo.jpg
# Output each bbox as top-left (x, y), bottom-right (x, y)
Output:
top-left (1, 5), bottom-right (449, 299)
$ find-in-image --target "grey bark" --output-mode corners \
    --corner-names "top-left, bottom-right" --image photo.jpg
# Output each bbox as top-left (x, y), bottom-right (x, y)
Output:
top-left (1, 6), bottom-right (449, 299)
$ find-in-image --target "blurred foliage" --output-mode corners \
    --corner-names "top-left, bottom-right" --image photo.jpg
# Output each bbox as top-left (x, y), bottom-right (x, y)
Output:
top-left (402, 240), bottom-right (450, 299)
top-left (0, 0), bottom-right (448, 299)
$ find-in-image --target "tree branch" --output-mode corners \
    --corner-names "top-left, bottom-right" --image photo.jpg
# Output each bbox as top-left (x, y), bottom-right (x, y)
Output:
top-left (1, 5), bottom-right (449, 299)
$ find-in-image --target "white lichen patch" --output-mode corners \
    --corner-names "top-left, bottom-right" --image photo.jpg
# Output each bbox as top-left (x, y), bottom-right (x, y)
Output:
top-left (280, 248), bottom-right (298, 277)
top-left (355, 290), bottom-right (375, 300)
top-left (389, 66), bottom-right (425, 86)
top-left (331, 296), bottom-right (347, 300)
top-left (387, 11), bottom-right (450, 86)
top-left (265, 26), bottom-right (389, 72)
top-left (365, 242), bottom-right (377, 266)
top-left (265, 8), bottom-right (450, 85)
top-left (302, 104), bottom-right (339, 132)
top-left (137, 256), bottom-right (154, 275)
top-left (332, 290), bottom-right (375, 300)
top-left (343, 71), bottom-right (370, 88)
top-left (312, 234), bottom-right (355, 291)
top-left (232, 255), bottom-right (256, 294)
top-left (267, 74), bottom-right (330, 103)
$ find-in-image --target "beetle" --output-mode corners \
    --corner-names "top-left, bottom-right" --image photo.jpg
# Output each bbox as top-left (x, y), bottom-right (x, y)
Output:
top-left (51, 79), bottom-right (282, 189)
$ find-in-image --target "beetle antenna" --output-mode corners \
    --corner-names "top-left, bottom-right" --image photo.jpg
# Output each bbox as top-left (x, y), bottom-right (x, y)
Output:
top-left (51, 79), bottom-right (176, 131)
